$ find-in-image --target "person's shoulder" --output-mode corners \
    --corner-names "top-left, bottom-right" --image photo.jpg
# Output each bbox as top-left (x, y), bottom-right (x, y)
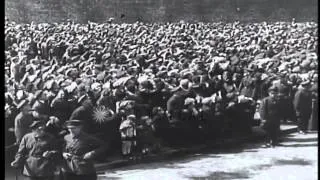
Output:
top-left (15, 112), bottom-right (24, 118)
top-left (73, 105), bottom-right (85, 112)
top-left (294, 88), bottom-right (303, 94)
top-left (23, 132), bottom-right (35, 140)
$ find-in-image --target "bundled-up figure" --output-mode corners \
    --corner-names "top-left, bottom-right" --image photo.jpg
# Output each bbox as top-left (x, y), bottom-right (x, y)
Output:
top-left (166, 79), bottom-right (196, 126)
top-left (136, 116), bottom-right (159, 155)
top-left (199, 97), bottom-right (216, 139)
top-left (181, 98), bottom-right (199, 129)
top-left (180, 97), bottom-right (202, 144)
top-left (11, 121), bottom-right (60, 180)
top-left (61, 120), bottom-right (107, 180)
top-left (278, 84), bottom-right (296, 123)
top-left (293, 80), bottom-right (313, 134)
top-left (308, 76), bottom-right (318, 131)
top-left (14, 100), bottom-right (35, 144)
top-left (259, 86), bottom-right (282, 147)
top-left (151, 107), bottom-right (170, 144)
top-left (119, 115), bottom-right (137, 158)
top-left (212, 93), bottom-right (226, 137)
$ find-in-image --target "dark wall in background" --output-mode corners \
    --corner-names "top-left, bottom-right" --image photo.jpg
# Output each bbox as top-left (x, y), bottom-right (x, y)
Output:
top-left (5, 0), bottom-right (318, 23)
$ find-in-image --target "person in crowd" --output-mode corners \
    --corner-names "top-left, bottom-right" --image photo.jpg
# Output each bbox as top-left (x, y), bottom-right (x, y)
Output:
top-left (293, 80), bottom-right (313, 134)
top-left (199, 97), bottom-right (215, 139)
top-left (151, 106), bottom-right (170, 144)
top-left (259, 86), bottom-right (282, 147)
top-left (50, 89), bottom-right (76, 124)
top-left (278, 85), bottom-right (296, 123)
top-left (69, 96), bottom-right (95, 134)
top-left (239, 66), bottom-right (256, 99)
top-left (119, 115), bottom-right (138, 159)
top-left (14, 100), bottom-right (35, 144)
top-left (136, 115), bottom-right (159, 155)
top-left (308, 74), bottom-right (318, 131)
top-left (11, 121), bottom-right (60, 180)
top-left (61, 120), bottom-right (107, 180)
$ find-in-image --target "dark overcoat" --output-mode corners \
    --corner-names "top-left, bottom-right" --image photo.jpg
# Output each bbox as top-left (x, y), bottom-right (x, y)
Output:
top-left (259, 96), bottom-right (281, 131)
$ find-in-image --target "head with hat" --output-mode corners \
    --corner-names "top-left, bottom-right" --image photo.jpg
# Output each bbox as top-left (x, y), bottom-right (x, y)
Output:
top-left (152, 106), bottom-right (165, 116)
top-left (180, 79), bottom-right (192, 91)
top-left (191, 75), bottom-right (202, 88)
top-left (184, 97), bottom-right (195, 107)
top-left (222, 70), bottom-right (232, 82)
top-left (126, 114), bottom-right (136, 121)
top-left (268, 86), bottom-right (278, 99)
top-left (139, 79), bottom-right (155, 93)
top-left (17, 99), bottom-right (34, 114)
top-left (311, 73), bottom-right (318, 83)
top-left (65, 120), bottom-right (83, 137)
top-left (30, 120), bottom-right (46, 136)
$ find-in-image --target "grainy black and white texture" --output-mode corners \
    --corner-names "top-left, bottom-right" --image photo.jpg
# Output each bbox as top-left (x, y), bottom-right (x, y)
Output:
top-left (4, 0), bottom-right (318, 179)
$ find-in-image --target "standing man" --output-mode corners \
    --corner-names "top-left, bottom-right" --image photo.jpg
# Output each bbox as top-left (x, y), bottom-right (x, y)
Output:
top-left (61, 120), bottom-right (107, 180)
top-left (14, 99), bottom-right (35, 144)
top-left (11, 121), bottom-right (60, 180)
top-left (293, 80), bottom-right (313, 134)
top-left (308, 75), bottom-right (318, 131)
top-left (259, 86), bottom-right (282, 147)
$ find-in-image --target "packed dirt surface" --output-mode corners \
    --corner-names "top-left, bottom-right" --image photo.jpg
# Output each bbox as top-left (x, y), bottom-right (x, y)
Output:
top-left (97, 132), bottom-right (317, 180)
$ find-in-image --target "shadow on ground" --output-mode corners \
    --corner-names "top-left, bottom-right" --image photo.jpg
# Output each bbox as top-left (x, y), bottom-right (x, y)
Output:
top-left (281, 137), bottom-right (318, 143)
top-left (105, 132), bottom-right (318, 173)
top-left (274, 158), bottom-right (313, 166)
top-left (188, 170), bottom-right (250, 180)
top-left (277, 143), bottom-right (318, 148)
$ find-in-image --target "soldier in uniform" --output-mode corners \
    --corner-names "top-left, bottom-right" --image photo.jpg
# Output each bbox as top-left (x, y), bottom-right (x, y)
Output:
top-left (293, 80), bottom-right (313, 134)
top-left (11, 121), bottom-right (60, 180)
top-left (61, 120), bottom-right (107, 180)
top-left (259, 86), bottom-right (282, 147)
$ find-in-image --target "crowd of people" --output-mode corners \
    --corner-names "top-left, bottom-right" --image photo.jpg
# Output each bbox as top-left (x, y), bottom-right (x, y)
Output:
top-left (5, 18), bottom-right (318, 179)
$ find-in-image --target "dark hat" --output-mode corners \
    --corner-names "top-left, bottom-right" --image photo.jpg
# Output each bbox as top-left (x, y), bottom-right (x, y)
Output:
top-left (268, 86), bottom-right (278, 92)
top-left (30, 121), bottom-right (45, 129)
top-left (65, 120), bottom-right (83, 128)
top-left (192, 75), bottom-right (201, 88)
top-left (278, 85), bottom-right (288, 94)
top-left (77, 84), bottom-right (87, 92)
top-left (139, 80), bottom-right (154, 91)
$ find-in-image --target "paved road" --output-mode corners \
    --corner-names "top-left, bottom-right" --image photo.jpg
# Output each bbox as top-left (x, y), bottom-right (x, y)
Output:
top-left (98, 132), bottom-right (318, 180)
